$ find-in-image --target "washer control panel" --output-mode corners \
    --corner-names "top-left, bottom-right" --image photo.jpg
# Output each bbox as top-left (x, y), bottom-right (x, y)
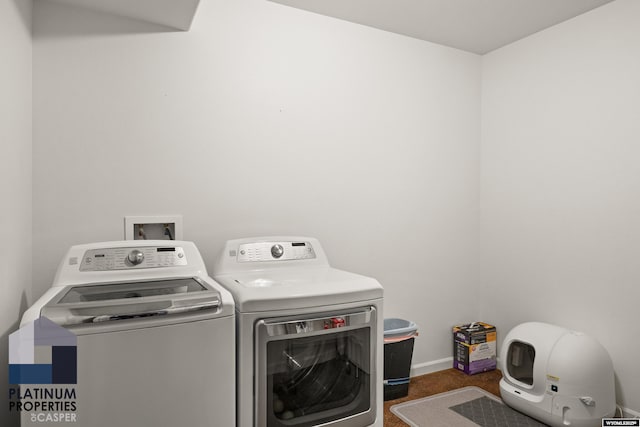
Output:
top-left (79, 246), bottom-right (187, 271)
top-left (236, 241), bottom-right (315, 263)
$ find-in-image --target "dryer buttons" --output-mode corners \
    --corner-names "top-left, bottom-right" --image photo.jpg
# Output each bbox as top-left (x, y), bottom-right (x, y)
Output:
top-left (271, 244), bottom-right (284, 259)
top-left (237, 242), bottom-right (316, 262)
top-left (80, 246), bottom-right (187, 271)
top-left (127, 250), bottom-right (145, 265)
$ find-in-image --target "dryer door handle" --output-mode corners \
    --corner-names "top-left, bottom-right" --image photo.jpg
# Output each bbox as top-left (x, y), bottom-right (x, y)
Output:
top-left (258, 307), bottom-right (374, 337)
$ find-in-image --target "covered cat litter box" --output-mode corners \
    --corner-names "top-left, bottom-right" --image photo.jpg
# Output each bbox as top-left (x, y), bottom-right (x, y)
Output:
top-left (383, 318), bottom-right (418, 400)
top-left (500, 322), bottom-right (616, 427)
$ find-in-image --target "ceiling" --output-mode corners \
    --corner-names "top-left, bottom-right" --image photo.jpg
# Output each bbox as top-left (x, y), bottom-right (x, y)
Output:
top-left (268, 0), bottom-right (615, 54)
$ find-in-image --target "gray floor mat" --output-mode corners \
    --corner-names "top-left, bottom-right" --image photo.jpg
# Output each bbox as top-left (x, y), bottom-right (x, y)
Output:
top-left (449, 396), bottom-right (549, 427)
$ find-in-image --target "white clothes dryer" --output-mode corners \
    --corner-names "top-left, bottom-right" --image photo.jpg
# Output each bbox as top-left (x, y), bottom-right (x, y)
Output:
top-left (18, 240), bottom-right (235, 427)
top-left (213, 236), bottom-right (384, 427)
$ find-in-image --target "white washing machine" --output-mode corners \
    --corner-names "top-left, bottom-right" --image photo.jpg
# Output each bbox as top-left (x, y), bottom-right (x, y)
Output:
top-left (18, 240), bottom-right (235, 427)
top-left (213, 236), bottom-right (384, 427)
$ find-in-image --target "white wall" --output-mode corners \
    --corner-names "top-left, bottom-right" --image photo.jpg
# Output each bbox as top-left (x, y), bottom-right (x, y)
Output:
top-left (481, 0), bottom-right (640, 413)
top-left (0, 0), bottom-right (32, 425)
top-left (29, 0), bottom-right (640, 415)
top-left (33, 0), bottom-right (481, 371)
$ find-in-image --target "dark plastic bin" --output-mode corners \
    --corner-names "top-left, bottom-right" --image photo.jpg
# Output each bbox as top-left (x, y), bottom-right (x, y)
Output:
top-left (383, 318), bottom-right (418, 401)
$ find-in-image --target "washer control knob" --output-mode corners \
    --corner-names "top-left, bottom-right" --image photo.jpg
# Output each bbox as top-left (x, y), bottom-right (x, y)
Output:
top-left (271, 244), bottom-right (284, 259)
top-left (127, 249), bottom-right (144, 265)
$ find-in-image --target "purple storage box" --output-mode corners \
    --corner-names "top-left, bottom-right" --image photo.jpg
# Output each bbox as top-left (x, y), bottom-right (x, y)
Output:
top-left (453, 322), bottom-right (497, 375)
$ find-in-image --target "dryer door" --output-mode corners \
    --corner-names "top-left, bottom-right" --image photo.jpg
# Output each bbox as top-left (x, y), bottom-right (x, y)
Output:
top-left (255, 307), bottom-right (377, 427)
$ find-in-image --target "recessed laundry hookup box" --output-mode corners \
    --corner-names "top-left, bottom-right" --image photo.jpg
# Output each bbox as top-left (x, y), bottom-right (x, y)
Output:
top-left (453, 322), bottom-right (496, 375)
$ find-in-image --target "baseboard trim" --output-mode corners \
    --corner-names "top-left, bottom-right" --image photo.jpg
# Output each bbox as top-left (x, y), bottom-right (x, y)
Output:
top-left (622, 406), bottom-right (640, 418)
top-left (410, 357), bottom-right (453, 377)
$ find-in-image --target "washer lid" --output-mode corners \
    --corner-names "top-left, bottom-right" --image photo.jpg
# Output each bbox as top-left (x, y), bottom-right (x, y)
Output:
top-left (215, 267), bottom-right (383, 312)
top-left (41, 277), bottom-right (221, 327)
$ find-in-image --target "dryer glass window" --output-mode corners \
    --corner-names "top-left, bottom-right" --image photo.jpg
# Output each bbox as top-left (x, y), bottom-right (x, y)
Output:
top-left (265, 328), bottom-right (371, 426)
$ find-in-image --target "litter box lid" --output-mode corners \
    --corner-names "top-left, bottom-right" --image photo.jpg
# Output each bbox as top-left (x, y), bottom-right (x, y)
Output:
top-left (500, 322), bottom-right (567, 393)
top-left (500, 322), bottom-right (616, 427)
top-left (500, 322), bottom-right (615, 402)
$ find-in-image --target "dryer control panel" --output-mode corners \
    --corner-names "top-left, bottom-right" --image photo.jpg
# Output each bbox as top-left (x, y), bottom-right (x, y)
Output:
top-left (214, 236), bottom-right (328, 274)
top-left (79, 246), bottom-right (187, 271)
top-left (236, 241), bottom-right (316, 263)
